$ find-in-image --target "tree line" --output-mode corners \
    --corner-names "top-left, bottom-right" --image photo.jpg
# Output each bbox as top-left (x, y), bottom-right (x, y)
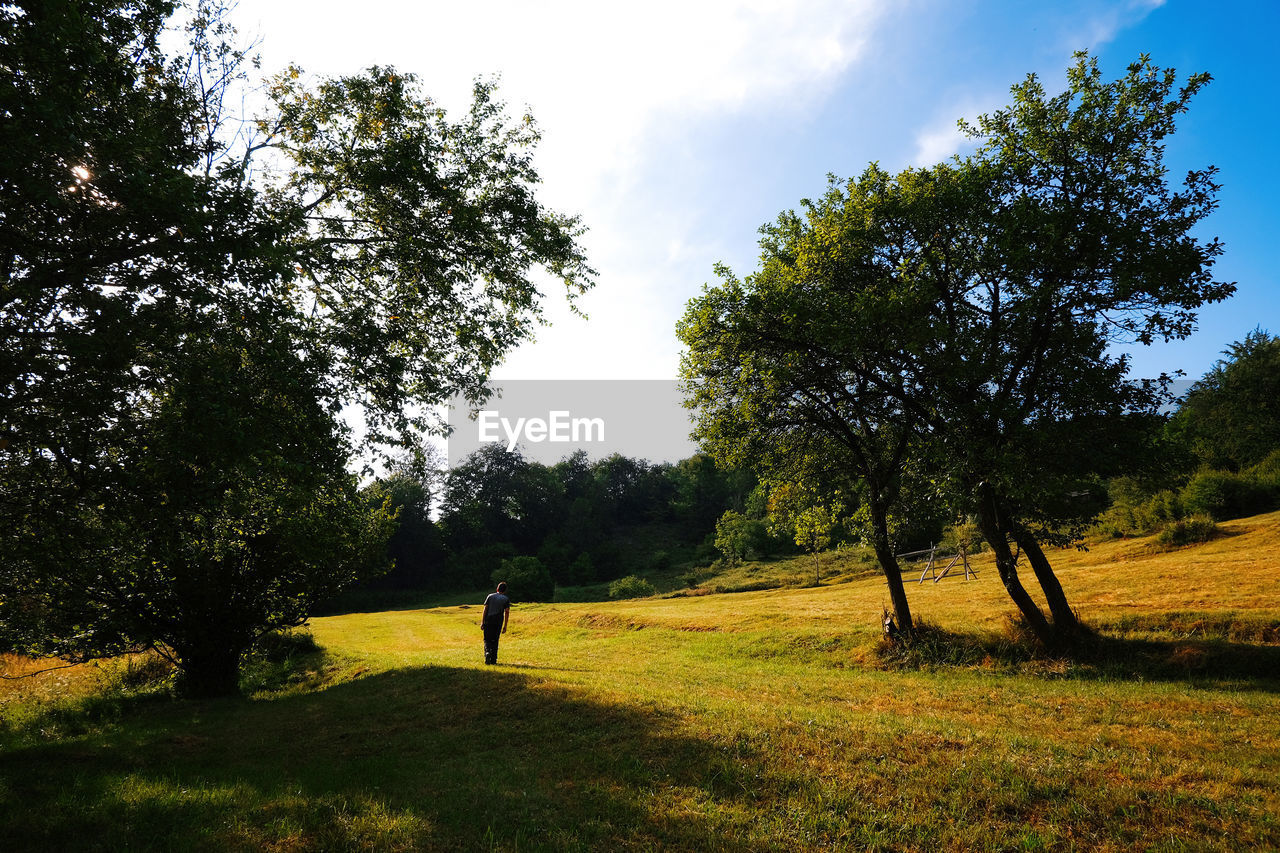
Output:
top-left (359, 323), bottom-right (1279, 610)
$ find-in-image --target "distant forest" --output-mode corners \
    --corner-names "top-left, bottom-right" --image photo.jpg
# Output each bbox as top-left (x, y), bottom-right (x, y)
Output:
top-left (355, 329), bottom-right (1280, 601)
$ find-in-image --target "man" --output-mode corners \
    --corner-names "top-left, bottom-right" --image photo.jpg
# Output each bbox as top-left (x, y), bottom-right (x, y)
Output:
top-left (481, 582), bottom-right (511, 665)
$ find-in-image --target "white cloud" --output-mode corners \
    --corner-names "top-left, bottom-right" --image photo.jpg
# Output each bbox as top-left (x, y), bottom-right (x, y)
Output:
top-left (910, 117), bottom-right (971, 167)
top-left (233, 0), bottom-right (892, 379)
top-left (1060, 0), bottom-right (1166, 52)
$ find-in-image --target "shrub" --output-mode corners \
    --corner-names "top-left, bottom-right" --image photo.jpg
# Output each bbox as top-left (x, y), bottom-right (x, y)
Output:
top-left (1146, 490), bottom-right (1186, 524)
top-left (608, 575), bottom-right (657, 599)
top-left (1182, 470), bottom-right (1271, 520)
top-left (493, 556), bottom-right (555, 602)
top-left (251, 628), bottom-right (322, 663)
top-left (1156, 515), bottom-right (1218, 547)
top-left (1248, 448), bottom-right (1280, 482)
top-left (113, 653), bottom-right (176, 691)
top-left (649, 550), bottom-right (673, 572)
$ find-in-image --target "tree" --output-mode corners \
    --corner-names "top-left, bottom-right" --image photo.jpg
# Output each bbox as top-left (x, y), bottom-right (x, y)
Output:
top-left (1169, 329), bottom-right (1280, 471)
top-left (713, 510), bottom-right (751, 567)
top-left (493, 555), bottom-right (554, 603)
top-left (679, 53), bottom-right (1230, 644)
top-left (1, 1), bottom-right (593, 694)
top-left (924, 52), bottom-right (1231, 641)
top-left (360, 466), bottom-right (446, 591)
top-left (438, 444), bottom-right (564, 554)
top-left (678, 166), bottom-right (979, 632)
top-left (4, 305), bottom-right (396, 696)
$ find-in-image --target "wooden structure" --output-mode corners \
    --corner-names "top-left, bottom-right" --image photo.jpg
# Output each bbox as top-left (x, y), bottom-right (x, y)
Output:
top-left (896, 544), bottom-right (978, 584)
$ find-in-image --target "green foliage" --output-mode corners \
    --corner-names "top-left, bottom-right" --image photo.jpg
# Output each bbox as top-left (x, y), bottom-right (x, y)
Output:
top-left (493, 556), bottom-right (554, 603)
top-left (569, 553), bottom-right (597, 585)
top-left (3, 309), bottom-right (396, 696)
top-left (678, 52), bottom-right (1229, 643)
top-left (713, 511), bottom-right (750, 567)
top-left (1096, 448), bottom-right (1280, 538)
top-left (1155, 515), bottom-right (1218, 547)
top-left (608, 575), bottom-right (657, 600)
top-left (360, 468), bottom-right (446, 590)
top-left (0, 1), bottom-right (593, 695)
top-left (1182, 469), bottom-right (1276, 521)
top-left (1169, 329), bottom-right (1280, 470)
top-left (435, 447), bottom-right (732, 591)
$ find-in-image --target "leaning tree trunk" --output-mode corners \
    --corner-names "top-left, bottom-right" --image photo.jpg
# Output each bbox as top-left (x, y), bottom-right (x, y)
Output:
top-left (1012, 526), bottom-right (1080, 636)
top-left (975, 485), bottom-right (1053, 645)
top-left (870, 502), bottom-right (913, 633)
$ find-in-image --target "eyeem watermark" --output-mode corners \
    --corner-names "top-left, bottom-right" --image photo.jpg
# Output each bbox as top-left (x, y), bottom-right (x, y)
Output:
top-left (477, 409), bottom-right (605, 452)
top-left (447, 380), bottom-right (697, 467)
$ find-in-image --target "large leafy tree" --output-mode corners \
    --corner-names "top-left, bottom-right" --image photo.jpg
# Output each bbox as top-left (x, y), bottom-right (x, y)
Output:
top-left (680, 53), bottom-right (1230, 644)
top-left (929, 53), bottom-right (1231, 640)
top-left (1, 1), bottom-right (593, 693)
top-left (678, 164), bottom-right (980, 632)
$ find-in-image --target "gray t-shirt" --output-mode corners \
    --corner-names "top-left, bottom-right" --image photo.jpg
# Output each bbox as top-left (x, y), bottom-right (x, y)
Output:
top-left (482, 593), bottom-right (510, 629)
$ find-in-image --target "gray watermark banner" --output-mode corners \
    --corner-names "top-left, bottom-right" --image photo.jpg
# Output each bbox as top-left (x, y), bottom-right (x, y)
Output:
top-left (446, 380), bottom-right (699, 467)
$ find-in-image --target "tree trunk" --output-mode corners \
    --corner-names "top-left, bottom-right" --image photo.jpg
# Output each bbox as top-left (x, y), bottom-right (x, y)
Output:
top-left (870, 502), bottom-right (913, 632)
top-left (975, 486), bottom-right (1053, 645)
top-left (814, 551), bottom-right (821, 586)
top-left (1013, 526), bottom-right (1080, 636)
top-left (177, 645), bottom-right (243, 698)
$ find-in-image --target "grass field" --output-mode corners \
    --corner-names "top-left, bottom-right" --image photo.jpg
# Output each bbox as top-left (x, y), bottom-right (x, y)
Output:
top-left (3, 512), bottom-right (1279, 850)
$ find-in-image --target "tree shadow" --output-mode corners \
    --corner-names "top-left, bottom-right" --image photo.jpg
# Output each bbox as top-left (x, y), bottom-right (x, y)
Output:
top-left (878, 622), bottom-right (1280, 692)
top-left (1073, 634), bottom-right (1280, 688)
top-left (0, 664), bottom-right (772, 850)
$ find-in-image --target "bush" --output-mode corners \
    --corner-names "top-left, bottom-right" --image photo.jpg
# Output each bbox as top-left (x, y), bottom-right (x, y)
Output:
top-left (113, 653), bottom-right (176, 691)
top-left (493, 556), bottom-right (555, 602)
top-left (251, 628), bottom-right (322, 663)
top-left (1156, 515), bottom-right (1218, 547)
top-left (1146, 489), bottom-right (1186, 524)
top-left (1182, 470), bottom-right (1272, 520)
top-left (608, 575), bottom-right (657, 599)
top-left (649, 550), bottom-right (673, 572)
top-left (1249, 448), bottom-right (1280, 482)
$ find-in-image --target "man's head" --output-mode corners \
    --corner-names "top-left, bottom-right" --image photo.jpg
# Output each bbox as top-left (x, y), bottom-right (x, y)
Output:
top-left (496, 582), bottom-right (507, 593)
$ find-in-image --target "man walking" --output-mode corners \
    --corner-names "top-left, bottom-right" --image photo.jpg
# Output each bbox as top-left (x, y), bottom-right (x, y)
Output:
top-left (481, 582), bottom-right (511, 665)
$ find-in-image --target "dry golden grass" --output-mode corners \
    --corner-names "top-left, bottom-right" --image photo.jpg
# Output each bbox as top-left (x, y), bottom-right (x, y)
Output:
top-left (0, 655), bottom-right (105, 707)
top-left (499, 510), bottom-right (1280, 643)
top-left (3, 511), bottom-right (1278, 850)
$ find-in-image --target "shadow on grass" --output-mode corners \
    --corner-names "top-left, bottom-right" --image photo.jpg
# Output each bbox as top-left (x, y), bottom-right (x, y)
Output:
top-left (875, 620), bottom-right (1280, 690)
top-left (0, 664), bottom-right (774, 850)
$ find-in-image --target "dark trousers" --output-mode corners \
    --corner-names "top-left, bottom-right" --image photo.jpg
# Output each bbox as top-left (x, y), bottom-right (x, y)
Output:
top-left (483, 624), bottom-right (502, 664)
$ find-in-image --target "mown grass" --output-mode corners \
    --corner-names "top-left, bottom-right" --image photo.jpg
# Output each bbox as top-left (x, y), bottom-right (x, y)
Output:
top-left (3, 512), bottom-right (1279, 850)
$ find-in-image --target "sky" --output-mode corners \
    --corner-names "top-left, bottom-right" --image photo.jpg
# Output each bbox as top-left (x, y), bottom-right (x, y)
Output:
top-left (232, 0), bottom-right (1278, 387)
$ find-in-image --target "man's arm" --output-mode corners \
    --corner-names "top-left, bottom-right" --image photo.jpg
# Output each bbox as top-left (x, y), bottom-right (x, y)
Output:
top-left (502, 604), bottom-right (509, 633)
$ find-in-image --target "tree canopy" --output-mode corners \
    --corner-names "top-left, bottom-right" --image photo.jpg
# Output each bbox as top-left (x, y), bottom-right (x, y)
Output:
top-left (0, 0), bottom-right (594, 694)
top-left (1169, 329), bottom-right (1280, 471)
top-left (679, 53), bottom-right (1231, 644)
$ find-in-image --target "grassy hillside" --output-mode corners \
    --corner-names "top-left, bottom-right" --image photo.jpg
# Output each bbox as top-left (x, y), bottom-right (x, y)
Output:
top-left (3, 512), bottom-right (1279, 850)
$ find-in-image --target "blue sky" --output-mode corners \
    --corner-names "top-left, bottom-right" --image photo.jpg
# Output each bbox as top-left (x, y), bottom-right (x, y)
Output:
top-left (235, 0), bottom-right (1278, 386)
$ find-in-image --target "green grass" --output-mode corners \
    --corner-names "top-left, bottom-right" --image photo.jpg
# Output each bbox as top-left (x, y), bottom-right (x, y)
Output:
top-left (4, 513), bottom-right (1280, 850)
